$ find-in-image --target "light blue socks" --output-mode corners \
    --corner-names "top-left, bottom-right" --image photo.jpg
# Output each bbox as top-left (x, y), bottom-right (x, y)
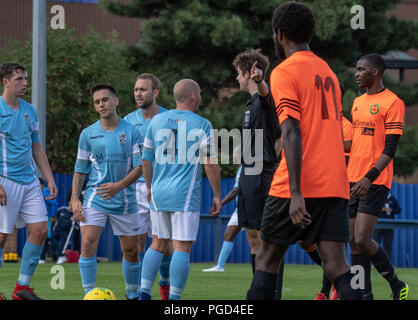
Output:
top-left (169, 251), bottom-right (190, 300)
top-left (159, 254), bottom-right (172, 286)
top-left (122, 258), bottom-right (140, 299)
top-left (18, 241), bottom-right (42, 286)
top-left (78, 255), bottom-right (97, 294)
top-left (217, 241), bottom-right (234, 268)
top-left (140, 248), bottom-right (164, 296)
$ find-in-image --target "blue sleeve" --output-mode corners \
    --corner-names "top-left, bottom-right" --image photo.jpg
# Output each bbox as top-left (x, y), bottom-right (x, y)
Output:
top-left (132, 127), bottom-right (143, 167)
top-left (31, 108), bottom-right (41, 143)
top-left (234, 167), bottom-right (242, 188)
top-left (74, 130), bottom-right (91, 174)
top-left (143, 122), bottom-right (155, 162)
top-left (201, 120), bottom-right (217, 158)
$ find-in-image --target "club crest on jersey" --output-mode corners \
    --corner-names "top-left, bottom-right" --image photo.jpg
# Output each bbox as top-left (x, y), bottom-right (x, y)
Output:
top-left (370, 104), bottom-right (379, 115)
top-left (24, 113), bottom-right (29, 122)
top-left (120, 133), bottom-right (127, 144)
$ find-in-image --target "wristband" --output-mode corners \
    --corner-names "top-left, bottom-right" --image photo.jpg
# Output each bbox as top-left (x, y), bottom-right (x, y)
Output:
top-left (254, 79), bottom-right (263, 84)
top-left (365, 167), bottom-right (380, 182)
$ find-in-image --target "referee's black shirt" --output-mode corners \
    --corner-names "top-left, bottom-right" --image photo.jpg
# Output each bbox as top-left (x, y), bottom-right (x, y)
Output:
top-left (241, 92), bottom-right (281, 168)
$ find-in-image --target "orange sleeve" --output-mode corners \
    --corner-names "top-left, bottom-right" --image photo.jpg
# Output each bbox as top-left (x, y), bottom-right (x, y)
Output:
top-left (270, 67), bottom-right (301, 125)
top-left (385, 99), bottom-right (405, 135)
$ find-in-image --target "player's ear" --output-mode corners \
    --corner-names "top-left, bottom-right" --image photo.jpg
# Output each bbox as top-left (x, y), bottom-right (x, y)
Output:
top-left (153, 88), bottom-right (159, 99)
top-left (372, 67), bottom-right (381, 77)
top-left (114, 96), bottom-right (119, 107)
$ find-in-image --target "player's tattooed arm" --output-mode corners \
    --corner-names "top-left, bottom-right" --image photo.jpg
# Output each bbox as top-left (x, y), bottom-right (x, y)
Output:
top-left (69, 172), bottom-right (86, 222)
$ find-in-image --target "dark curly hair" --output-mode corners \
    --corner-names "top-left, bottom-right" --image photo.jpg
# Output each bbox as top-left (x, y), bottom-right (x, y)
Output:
top-left (272, 2), bottom-right (315, 44)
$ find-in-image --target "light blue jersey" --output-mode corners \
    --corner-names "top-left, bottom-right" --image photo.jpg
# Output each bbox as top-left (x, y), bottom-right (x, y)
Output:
top-left (75, 119), bottom-right (143, 215)
top-left (143, 110), bottom-right (216, 212)
top-left (123, 106), bottom-right (167, 182)
top-left (233, 166), bottom-right (242, 214)
top-left (0, 97), bottom-right (40, 185)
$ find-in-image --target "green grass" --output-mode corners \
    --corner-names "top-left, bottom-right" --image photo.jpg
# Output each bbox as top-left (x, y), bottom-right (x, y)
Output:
top-left (0, 261), bottom-right (416, 300)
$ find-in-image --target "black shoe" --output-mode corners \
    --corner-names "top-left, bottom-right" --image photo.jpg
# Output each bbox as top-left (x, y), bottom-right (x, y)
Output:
top-left (392, 282), bottom-right (409, 300)
top-left (362, 292), bottom-right (374, 300)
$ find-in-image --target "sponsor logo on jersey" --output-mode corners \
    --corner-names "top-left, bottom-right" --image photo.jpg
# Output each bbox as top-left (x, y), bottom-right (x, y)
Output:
top-left (90, 135), bottom-right (104, 140)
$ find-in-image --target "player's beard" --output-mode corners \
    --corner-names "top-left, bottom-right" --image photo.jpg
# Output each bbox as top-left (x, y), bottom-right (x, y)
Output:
top-left (137, 98), bottom-right (152, 110)
top-left (274, 35), bottom-right (286, 62)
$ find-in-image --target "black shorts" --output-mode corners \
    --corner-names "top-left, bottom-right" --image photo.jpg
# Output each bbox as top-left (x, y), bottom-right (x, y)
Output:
top-left (348, 183), bottom-right (390, 219)
top-left (237, 165), bottom-right (276, 230)
top-left (260, 196), bottom-right (349, 246)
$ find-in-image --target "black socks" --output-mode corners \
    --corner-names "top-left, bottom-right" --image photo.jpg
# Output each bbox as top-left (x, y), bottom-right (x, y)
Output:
top-left (351, 253), bottom-right (373, 298)
top-left (247, 270), bottom-right (277, 300)
top-left (333, 271), bottom-right (363, 300)
top-left (370, 246), bottom-right (402, 291)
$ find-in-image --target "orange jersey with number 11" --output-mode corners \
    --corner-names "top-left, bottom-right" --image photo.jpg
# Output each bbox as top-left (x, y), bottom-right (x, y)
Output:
top-left (269, 51), bottom-right (349, 199)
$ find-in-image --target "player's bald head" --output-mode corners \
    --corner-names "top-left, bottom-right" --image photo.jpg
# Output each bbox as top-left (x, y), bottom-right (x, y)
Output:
top-left (173, 79), bottom-right (200, 103)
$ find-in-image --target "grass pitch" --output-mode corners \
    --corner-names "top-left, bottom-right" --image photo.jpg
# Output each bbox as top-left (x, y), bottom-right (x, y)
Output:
top-left (0, 261), bottom-right (416, 300)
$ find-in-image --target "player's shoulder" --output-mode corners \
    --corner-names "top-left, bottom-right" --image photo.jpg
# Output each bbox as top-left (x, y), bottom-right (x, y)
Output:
top-left (187, 111), bottom-right (212, 129)
top-left (82, 120), bottom-right (101, 135)
top-left (158, 105), bottom-right (168, 113)
top-left (383, 89), bottom-right (404, 105)
top-left (123, 109), bottom-right (139, 122)
top-left (150, 109), bottom-right (171, 124)
top-left (19, 98), bottom-right (38, 114)
top-left (120, 117), bottom-right (136, 129)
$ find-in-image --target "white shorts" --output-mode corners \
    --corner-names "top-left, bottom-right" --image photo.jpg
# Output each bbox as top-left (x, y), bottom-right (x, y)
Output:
top-left (135, 181), bottom-right (151, 236)
top-left (150, 210), bottom-right (200, 241)
top-left (227, 212), bottom-right (245, 231)
top-left (0, 176), bottom-right (48, 234)
top-left (80, 207), bottom-right (142, 236)
top-left (227, 212), bottom-right (239, 226)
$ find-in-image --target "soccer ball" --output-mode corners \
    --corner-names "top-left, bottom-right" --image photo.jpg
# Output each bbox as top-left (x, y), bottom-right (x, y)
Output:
top-left (83, 287), bottom-right (117, 300)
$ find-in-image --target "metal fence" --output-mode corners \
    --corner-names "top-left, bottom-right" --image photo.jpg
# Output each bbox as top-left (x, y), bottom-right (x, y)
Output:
top-left (17, 175), bottom-right (418, 268)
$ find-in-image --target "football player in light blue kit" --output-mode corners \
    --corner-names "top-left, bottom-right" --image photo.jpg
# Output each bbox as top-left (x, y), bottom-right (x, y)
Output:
top-left (69, 84), bottom-right (143, 300)
top-left (124, 73), bottom-right (173, 300)
top-left (0, 62), bottom-right (58, 300)
top-left (140, 79), bottom-right (222, 300)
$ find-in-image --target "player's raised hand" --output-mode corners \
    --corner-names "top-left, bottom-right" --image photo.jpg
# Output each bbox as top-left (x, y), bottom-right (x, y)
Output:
top-left (97, 182), bottom-right (122, 200)
top-left (209, 197), bottom-right (222, 217)
top-left (289, 194), bottom-right (311, 229)
top-left (0, 184), bottom-right (7, 206)
top-left (69, 198), bottom-right (84, 222)
top-left (250, 61), bottom-right (263, 84)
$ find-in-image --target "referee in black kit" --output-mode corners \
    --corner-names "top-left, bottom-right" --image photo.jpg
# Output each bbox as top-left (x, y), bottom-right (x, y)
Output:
top-left (232, 49), bottom-right (282, 296)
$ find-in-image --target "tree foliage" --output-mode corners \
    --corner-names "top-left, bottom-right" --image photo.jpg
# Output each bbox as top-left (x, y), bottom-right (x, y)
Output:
top-left (101, 0), bottom-right (418, 177)
top-left (0, 27), bottom-right (137, 173)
